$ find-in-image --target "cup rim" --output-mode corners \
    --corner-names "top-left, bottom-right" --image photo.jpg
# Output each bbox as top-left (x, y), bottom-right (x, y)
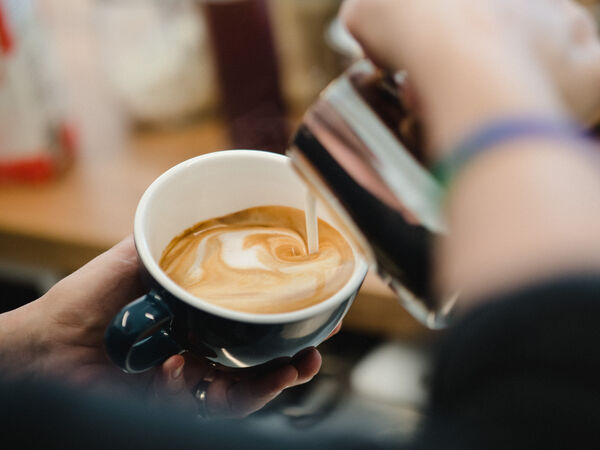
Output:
top-left (134, 150), bottom-right (369, 324)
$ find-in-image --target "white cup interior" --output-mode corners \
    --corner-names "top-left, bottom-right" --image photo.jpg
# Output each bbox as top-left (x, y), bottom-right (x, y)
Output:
top-left (134, 150), bottom-right (368, 324)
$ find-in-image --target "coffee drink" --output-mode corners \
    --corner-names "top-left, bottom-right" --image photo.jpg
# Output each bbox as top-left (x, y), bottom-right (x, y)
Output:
top-left (159, 205), bottom-right (355, 314)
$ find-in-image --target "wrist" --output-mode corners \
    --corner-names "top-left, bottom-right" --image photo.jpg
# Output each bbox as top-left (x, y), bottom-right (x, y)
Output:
top-left (0, 300), bottom-right (50, 375)
top-left (432, 117), bottom-right (587, 188)
top-left (424, 78), bottom-right (566, 161)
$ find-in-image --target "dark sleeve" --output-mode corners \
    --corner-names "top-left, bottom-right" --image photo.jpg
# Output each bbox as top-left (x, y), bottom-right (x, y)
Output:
top-left (0, 377), bottom-right (382, 450)
top-left (408, 276), bottom-right (600, 450)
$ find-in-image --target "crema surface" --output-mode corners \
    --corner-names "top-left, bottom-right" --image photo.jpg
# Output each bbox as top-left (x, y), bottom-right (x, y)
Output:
top-left (159, 206), bottom-right (355, 314)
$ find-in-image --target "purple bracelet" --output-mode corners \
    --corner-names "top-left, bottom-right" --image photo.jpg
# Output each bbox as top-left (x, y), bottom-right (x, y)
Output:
top-left (432, 118), bottom-right (592, 188)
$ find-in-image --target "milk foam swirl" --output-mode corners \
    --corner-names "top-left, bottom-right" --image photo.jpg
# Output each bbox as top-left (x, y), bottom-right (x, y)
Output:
top-left (159, 206), bottom-right (355, 314)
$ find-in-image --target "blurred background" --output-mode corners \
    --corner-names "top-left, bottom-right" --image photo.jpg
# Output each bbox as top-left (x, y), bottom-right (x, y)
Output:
top-left (1, 0), bottom-right (598, 445)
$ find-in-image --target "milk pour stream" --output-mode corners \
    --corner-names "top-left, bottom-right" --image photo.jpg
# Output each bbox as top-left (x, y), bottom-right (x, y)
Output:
top-left (305, 191), bottom-right (319, 254)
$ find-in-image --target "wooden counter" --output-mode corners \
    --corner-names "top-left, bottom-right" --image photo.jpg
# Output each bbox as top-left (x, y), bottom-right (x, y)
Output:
top-left (0, 118), bottom-right (426, 338)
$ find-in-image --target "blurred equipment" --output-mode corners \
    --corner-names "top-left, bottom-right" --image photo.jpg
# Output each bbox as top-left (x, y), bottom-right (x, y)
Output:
top-left (0, 0), bottom-right (76, 183)
top-left (270, 0), bottom-right (343, 113)
top-left (202, 0), bottom-right (288, 153)
top-left (95, 0), bottom-right (215, 126)
top-left (0, 261), bottom-right (59, 313)
top-left (351, 341), bottom-right (429, 409)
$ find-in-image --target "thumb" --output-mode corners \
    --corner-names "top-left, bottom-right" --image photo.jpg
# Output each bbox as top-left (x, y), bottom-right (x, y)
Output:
top-left (42, 235), bottom-right (144, 318)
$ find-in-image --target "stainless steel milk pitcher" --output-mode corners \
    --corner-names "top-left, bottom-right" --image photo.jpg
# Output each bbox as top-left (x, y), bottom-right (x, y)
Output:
top-left (288, 60), bottom-right (456, 329)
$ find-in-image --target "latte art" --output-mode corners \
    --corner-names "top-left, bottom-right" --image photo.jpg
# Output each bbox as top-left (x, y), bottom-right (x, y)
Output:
top-left (159, 206), bottom-right (355, 314)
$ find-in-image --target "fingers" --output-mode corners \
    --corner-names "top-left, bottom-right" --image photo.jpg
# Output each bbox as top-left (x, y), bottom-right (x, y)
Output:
top-left (568, 2), bottom-right (598, 45)
top-left (207, 364), bottom-right (297, 418)
top-left (290, 347), bottom-right (322, 387)
top-left (157, 355), bottom-right (186, 396)
top-left (178, 353), bottom-right (217, 390)
top-left (562, 1), bottom-right (600, 122)
top-left (203, 349), bottom-right (322, 418)
top-left (151, 348), bottom-right (323, 419)
top-left (326, 322), bottom-right (342, 340)
top-left (153, 355), bottom-right (200, 414)
top-left (155, 353), bottom-right (216, 397)
top-left (340, 0), bottom-right (405, 70)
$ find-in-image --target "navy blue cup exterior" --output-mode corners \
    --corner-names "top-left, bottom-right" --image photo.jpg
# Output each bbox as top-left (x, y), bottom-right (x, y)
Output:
top-left (105, 261), bottom-right (362, 373)
top-left (104, 290), bottom-right (182, 373)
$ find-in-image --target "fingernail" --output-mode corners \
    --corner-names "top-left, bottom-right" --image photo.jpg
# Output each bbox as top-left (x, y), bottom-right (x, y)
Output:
top-left (172, 364), bottom-right (183, 379)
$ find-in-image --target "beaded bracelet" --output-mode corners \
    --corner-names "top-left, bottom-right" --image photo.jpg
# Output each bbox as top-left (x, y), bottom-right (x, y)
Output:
top-left (431, 118), bottom-right (590, 189)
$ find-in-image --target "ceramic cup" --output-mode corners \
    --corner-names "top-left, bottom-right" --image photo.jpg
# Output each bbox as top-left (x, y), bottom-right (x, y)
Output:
top-left (104, 150), bottom-right (368, 373)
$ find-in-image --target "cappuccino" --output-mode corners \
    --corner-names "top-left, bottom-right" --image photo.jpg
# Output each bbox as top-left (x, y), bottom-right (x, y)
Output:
top-left (159, 206), bottom-right (355, 314)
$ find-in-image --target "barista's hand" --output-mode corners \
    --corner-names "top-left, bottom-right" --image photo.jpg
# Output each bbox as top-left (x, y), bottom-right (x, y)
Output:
top-left (341, 0), bottom-right (600, 152)
top-left (155, 349), bottom-right (321, 418)
top-left (0, 236), bottom-right (147, 387)
top-left (0, 237), bottom-right (322, 416)
top-left (343, 0), bottom-right (600, 310)
top-left (154, 321), bottom-right (341, 418)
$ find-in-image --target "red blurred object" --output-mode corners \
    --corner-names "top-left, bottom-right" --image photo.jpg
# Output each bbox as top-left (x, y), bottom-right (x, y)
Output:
top-left (0, 3), bottom-right (13, 54)
top-left (0, 0), bottom-right (76, 184)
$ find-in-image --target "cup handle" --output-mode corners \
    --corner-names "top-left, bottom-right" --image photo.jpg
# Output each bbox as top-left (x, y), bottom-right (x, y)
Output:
top-left (104, 291), bottom-right (181, 374)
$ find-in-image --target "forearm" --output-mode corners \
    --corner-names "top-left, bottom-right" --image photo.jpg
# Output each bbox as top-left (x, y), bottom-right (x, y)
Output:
top-left (404, 29), bottom-right (600, 311)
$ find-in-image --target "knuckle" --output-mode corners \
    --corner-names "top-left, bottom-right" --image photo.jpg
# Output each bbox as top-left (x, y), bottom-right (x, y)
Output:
top-left (339, 0), bottom-right (363, 33)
